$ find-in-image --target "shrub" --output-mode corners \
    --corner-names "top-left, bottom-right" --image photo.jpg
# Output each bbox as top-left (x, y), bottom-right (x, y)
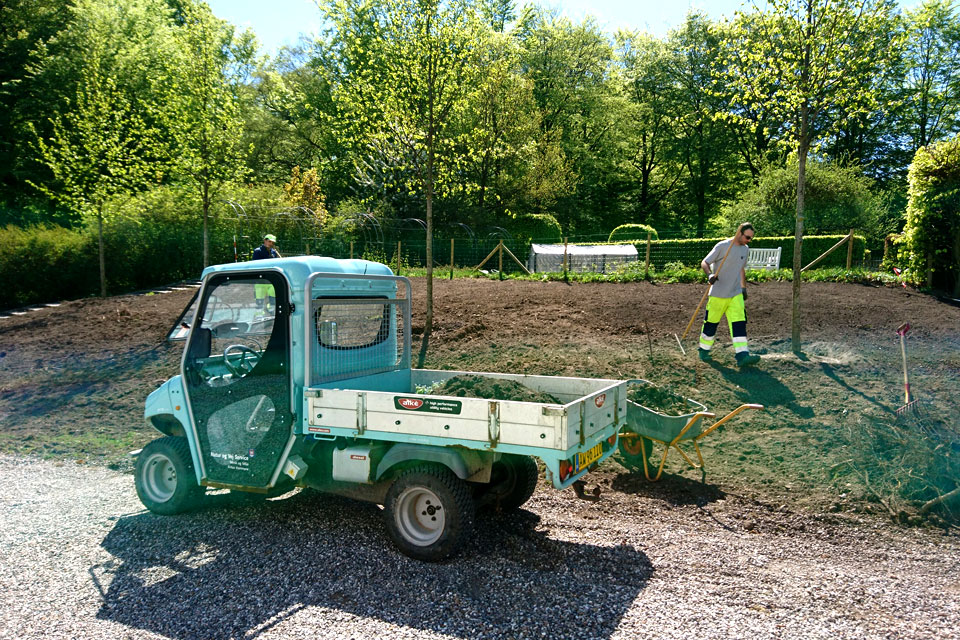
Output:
top-left (608, 223), bottom-right (659, 242)
top-left (510, 213), bottom-right (562, 244)
top-left (721, 160), bottom-right (885, 239)
top-left (903, 136), bottom-right (960, 294)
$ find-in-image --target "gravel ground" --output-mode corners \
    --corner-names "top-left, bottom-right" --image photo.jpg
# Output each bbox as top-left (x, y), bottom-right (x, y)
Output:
top-left (1, 455), bottom-right (958, 640)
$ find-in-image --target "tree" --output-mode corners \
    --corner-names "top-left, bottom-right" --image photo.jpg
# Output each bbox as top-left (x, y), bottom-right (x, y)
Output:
top-left (715, 13), bottom-right (790, 181)
top-left (900, 0), bottom-right (960, 152)
top-left (321, 0), bottom-right (487, 366)
top-left (667, 13), bottom-right (742, 238)
top-left (725, 0), bottom-right (897, 352)
top-left (614, 31), bottom-right (685, 222)
top-left (0, 0), bottom-right (71, 210)
top-left (721, 160), bottom-right (884, 237)
top-left (163, 1), bottom-right (251, 267)
top-left (518, 12), bottom-right (621, 232)
top-left (29, 30), bottom-right (163, 296)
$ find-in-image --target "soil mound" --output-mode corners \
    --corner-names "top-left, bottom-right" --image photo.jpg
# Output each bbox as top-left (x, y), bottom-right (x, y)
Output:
top-left (627, 384), bottom-right (692, 416)
top-left (432, 374), bottom-right (560, 404)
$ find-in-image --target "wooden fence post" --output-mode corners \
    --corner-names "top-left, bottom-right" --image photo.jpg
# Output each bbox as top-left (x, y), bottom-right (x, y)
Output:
top-left (645, 232), bottom-right (652, 277)
top-left (350, 241), bottom-right (354, 260)
top-left (563, 237), bottom-right (568, 282)
top-left (883, 235), bottom-right (890, 262)
top-left (846, 229), bottom-right (854, 269)
top-left (498, 240), bottom-right (503, 281)
top-left (450, 238), bottom-right (455, 280)
top-left (396, 241), bottom-right (401, 276)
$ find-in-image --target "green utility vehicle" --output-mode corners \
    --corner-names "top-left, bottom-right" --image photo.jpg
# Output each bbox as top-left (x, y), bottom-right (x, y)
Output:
top-left (136, 257), bottom-right (626, 560)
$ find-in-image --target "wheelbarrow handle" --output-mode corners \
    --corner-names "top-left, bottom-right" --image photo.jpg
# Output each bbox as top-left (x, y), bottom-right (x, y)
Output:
top-left (695, 403), bottom-right (764, 441)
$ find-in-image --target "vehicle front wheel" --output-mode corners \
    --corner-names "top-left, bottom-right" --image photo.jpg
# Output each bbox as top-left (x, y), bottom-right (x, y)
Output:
top-left (135, 436), bottom-right (204, 515)
top-left (384, 464), bottom-right (475, 561)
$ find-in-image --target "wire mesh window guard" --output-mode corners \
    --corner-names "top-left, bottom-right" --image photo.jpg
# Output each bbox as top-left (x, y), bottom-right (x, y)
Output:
top-left (307, 295), bottom-right (410, 386)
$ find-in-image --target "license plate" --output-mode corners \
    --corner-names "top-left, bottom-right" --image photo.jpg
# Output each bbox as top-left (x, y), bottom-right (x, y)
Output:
top-left (576, 443), bottom-right (603, 471)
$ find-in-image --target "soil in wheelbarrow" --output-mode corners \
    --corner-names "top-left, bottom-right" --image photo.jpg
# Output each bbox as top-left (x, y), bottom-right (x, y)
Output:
top-left (430, 374), bottom-right (560, 404)
top-left (627, 384), bottom-right (691, 416)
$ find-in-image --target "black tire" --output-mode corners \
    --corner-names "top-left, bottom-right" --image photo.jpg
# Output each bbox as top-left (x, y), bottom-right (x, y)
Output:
top-left (135, 436), bottom-right (204, 515)
top-left (384, 464), bottom-right (475, 561)
top-left (484, 455), bottom-right (539, 511)
top-left (617, 433), bottom-right (657, 471)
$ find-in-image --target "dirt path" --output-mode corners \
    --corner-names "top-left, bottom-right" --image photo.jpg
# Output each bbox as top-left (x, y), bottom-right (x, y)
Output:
top-left (1, 455), bottom-right (958, 640)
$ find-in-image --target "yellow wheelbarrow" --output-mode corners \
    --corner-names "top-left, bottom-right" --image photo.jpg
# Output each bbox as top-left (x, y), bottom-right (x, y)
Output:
top-left (617, 379), bottom-right (763, 481)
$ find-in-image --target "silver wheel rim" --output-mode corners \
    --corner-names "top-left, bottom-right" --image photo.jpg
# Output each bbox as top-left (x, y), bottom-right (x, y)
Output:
top-left (141, 452), bottom-right (177, 503)
top-left (395, 486), bottom-right (445, 546)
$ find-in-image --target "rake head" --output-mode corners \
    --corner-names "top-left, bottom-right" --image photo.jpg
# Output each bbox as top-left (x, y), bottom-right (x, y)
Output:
top-left (896, 398), bottom-right (921, 416)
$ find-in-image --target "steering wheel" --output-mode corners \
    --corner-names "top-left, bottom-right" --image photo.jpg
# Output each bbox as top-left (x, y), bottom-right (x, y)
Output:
top-left (223, 344), bottom-right (260, 377)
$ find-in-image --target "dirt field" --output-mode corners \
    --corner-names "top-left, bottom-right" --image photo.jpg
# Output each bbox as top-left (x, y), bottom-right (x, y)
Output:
top-left (0, 277), bottom-right (958, 519)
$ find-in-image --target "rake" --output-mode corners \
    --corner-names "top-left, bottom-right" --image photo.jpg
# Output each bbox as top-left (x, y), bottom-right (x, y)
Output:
top-left (895, 322), bottom-right (920, 415)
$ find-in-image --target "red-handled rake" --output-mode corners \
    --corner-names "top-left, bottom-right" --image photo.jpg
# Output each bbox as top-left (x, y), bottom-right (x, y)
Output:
top-left (896, 322), bottom-right (920, 415)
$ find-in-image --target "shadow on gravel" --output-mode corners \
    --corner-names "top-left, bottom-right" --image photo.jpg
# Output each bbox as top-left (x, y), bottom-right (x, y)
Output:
top-left (94, 491), bottom-right (652, 639)
top-left (610, 471), bottom-right (726, 507)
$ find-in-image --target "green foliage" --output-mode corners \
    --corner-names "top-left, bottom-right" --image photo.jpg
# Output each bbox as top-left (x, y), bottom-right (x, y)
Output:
top-left (510, 213), bottom-right (562, 243)
top-left (721, 161), bottom-right (885, 239)
top-left (900, 0), bottom-right (960, 151)
top-left (0, 225), bottom-right (95, 309)
top-left (608, 223), bottom-right (659, 242)
top-left (904, 136), bottom-right (960, 294)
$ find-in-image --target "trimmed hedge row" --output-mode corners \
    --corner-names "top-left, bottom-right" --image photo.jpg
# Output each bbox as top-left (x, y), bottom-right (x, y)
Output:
top-left (0, 217), bottom-right (302, 310)
top-left (0, 222), bottom-right (868, 311)
top-left (571, 234), bottom-right (866, 271)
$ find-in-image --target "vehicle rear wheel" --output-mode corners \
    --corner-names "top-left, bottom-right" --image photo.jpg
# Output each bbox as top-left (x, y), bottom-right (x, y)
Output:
top-left (384, 464), bottom-right (474, 562)
top-left (484, 455), bottom-right (539, 511)
top-left (617, 433), bottom-right (658, 471)
top-left (135, 436), bottom-right (204, 515)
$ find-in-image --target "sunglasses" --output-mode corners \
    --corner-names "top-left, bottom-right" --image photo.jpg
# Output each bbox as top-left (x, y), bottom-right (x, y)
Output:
top-left (742, 233), bottom-right (754, 240)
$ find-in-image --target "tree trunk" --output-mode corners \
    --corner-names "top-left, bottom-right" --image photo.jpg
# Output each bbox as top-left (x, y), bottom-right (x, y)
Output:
top-left (97, 203), bottom-right (107, 298)
top-left (417, 46), bottom-right (435, 369)
top-left (202, 183), bottom-right (210, 268)
top-left (792, 101), bottom-right (809, 353)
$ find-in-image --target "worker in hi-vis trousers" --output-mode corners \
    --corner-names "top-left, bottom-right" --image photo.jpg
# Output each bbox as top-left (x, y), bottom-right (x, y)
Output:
top-left (698, 222), bottom-right (761, 367)
top-left (252, 233), bottom-right (281, 313)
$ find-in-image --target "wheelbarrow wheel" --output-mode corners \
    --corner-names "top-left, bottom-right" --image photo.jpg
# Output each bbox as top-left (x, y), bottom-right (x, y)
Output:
top-left (617, 434), bottom-right (657, 471)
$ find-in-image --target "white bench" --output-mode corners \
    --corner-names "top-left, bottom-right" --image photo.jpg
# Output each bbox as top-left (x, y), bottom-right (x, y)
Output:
top-left (746, 247), bottom-right (781, 271)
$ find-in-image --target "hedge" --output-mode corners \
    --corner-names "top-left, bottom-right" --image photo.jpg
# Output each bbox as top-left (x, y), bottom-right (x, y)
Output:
top-left (568, 234), bottom-right (866, 272)
top-left (904, 137), bottom-right (960, 294)
top-left (0, 223), bottom-right (868, 311)
top-left (509, 213), bottom-right (562, 245)
top-left (608, 223), bottom-right (659, 242)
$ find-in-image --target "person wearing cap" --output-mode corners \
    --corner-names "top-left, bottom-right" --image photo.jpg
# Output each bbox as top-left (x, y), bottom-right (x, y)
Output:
top-left (698, 222), bottom-right (761, 367)
top-left (253, 234), bottom-right (281, 260)
top-left (252, 234), bottom-right (281, 313)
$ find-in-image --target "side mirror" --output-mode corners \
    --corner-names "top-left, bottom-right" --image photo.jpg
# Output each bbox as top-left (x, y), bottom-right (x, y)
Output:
top-left (186, 327), bottom-right (212, 362)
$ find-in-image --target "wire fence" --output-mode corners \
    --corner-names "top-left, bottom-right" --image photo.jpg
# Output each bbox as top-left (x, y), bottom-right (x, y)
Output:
top-left (217, 207), bottom-right (882, 275)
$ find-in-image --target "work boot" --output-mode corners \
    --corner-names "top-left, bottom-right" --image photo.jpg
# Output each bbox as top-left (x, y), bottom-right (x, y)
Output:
top-left (698, 348), bottom-right (711, 362)
top-left (736, 352), bottom-right (761, 367)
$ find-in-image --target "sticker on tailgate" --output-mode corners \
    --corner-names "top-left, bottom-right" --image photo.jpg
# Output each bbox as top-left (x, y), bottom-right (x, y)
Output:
top-left (394, 397), bottom-right (463, 415)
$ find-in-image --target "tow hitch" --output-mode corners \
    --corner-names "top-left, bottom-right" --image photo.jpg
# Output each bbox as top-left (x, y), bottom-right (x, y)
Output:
top-left (572, 479), bottom-right (601, 502)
